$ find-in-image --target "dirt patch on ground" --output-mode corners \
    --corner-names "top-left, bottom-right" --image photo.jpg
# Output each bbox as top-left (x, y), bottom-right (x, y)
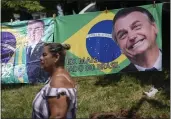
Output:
top-left (89, 109), bottom-right (169, 119)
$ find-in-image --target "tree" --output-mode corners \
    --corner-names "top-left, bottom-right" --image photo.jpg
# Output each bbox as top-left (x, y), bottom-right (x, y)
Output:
top-left (2, 0), bottom-right (45, 12)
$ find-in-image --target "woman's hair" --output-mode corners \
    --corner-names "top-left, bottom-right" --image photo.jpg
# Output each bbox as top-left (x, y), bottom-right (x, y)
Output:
top-left (44, 43), bottom-right (70, 61)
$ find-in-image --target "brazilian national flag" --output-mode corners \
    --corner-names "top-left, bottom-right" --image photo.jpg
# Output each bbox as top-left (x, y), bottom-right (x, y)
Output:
top-left (54, 3), bottom-right (162, 77)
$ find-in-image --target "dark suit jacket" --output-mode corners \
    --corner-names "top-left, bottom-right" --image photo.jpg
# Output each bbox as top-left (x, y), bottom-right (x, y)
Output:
top-left (120, 63), bottom-right (138, 72)
top-left (26, 42), bottom-right (49, 83)
top-left (121, 50), bottom-right (162, 72)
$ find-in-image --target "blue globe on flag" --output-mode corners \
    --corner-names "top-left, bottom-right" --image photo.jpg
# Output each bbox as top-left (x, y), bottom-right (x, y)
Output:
top-left (86, 20), bottom-right (121, 63)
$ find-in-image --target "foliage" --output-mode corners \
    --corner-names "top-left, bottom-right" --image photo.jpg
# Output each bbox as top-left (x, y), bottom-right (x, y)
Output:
top-left (2, 0), bottom-right (45, 12)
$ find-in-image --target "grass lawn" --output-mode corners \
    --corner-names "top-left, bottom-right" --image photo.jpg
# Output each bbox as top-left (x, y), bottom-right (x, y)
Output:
top-left (1, 71), bottom-right (170, 119)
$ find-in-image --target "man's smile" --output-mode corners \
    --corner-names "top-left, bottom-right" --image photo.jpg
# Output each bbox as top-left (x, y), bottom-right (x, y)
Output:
top-left (128, 38), bottom-right (145, 50)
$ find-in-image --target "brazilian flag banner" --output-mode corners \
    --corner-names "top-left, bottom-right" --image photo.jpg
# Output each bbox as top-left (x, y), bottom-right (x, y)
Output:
top-left (1, 3), bottom-right (162, 83)
top-left (1, 18), bottom-right (54, 83)
top-left (55, 3), bottom-right (162, 77)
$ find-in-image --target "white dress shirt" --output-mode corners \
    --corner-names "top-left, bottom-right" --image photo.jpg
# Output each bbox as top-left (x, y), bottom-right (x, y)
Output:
top-left (135, 50), bottom-right (162, 71)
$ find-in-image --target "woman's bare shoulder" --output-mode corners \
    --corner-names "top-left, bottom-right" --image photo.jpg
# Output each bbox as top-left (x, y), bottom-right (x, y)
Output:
top-left (50, 74), bottom-right (75, 88)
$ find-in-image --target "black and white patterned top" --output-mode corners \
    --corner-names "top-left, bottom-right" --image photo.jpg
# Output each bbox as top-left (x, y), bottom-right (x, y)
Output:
top-left (32, 76), bottom-right (77, 119)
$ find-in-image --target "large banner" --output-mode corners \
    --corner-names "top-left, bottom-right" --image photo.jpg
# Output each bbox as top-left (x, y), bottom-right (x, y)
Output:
top-left (1, 18), bottom-right (54, 83)
top-left (1, 3), bottom-right (162, 83)
top-left (55, 3), bottom-right (162, 77)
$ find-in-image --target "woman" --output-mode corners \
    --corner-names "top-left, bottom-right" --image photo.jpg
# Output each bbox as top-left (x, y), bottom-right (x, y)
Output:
top-left (32, 43), bottom-right (77, 119)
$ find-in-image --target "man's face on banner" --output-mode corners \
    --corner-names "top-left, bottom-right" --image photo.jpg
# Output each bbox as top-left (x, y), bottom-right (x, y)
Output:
top-left (114, 11), bottom-right (158, 59)
top-left (27, 21), bottom-right (44, 46)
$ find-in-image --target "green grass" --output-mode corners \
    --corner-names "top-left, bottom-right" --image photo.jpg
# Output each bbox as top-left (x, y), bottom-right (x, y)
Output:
top-left (1, 71), bottom-right (170, 119)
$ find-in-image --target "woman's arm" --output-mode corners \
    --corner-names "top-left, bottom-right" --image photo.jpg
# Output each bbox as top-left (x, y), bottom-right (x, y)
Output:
top-left (48, 95), bottom-right (69, 119)
top-left (48, 76), bottom-right (71, 119)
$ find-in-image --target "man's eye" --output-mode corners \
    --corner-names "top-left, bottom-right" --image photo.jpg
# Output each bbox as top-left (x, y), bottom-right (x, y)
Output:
top-left (35, 27), bottom-right (43, 30)
top-left (118, 32), bottom-right (127, 40)
top-left (133, 25), bottom-right (141, 30)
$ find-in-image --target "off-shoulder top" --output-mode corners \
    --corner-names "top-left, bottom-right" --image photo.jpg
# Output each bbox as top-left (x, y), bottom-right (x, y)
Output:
top-left (32, 75), bottom-right (77, 119)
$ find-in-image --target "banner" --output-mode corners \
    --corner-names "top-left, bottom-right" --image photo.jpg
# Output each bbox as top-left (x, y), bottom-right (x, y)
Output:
top-left (1, 3), bottom-right (162, 83)
top-left (1, 18), bottom-right (54, 83)
top-left (55, 3), bottom-right (162, 77)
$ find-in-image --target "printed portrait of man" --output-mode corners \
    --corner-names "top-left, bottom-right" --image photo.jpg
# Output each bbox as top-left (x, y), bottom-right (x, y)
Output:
top-left (26, 20), bottom-right (49, 83)
top-left (112, 7), bottom-right (162, 72)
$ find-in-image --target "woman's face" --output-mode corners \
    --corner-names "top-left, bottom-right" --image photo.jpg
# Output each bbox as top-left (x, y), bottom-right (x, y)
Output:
top-left (40, 46), bottom-right (57, 72)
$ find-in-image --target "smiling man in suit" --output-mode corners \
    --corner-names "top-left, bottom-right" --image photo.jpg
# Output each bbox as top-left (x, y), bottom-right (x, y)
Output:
top-left (112, 7), bottom-right (162, 72)
top-left (26, 20), bottom-right (49, 83)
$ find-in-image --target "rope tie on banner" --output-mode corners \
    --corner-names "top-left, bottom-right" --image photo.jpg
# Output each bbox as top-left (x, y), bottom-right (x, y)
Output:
top-left (153, 0), bottom-right (156, 8)
top-left (105, 7), bottom-right (108, 14)
top-left (53, 13), bottom-right (56, 18)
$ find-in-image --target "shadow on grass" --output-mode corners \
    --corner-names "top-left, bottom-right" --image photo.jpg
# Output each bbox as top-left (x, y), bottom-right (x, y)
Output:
top-left (126, 96), bottom-right (170, 118)
top-left (130, 71), bottom-right (169, 87)
top-left (90, 96), bottom-right (169, 119)
top-left (94, 73), bottom-right (122, 86)
top-left (130, 71), bottom-right (170, 99)
top-left (1, 83), bottom-right (40, 90)
top-left (94, 70), bottom-right (170, 99)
